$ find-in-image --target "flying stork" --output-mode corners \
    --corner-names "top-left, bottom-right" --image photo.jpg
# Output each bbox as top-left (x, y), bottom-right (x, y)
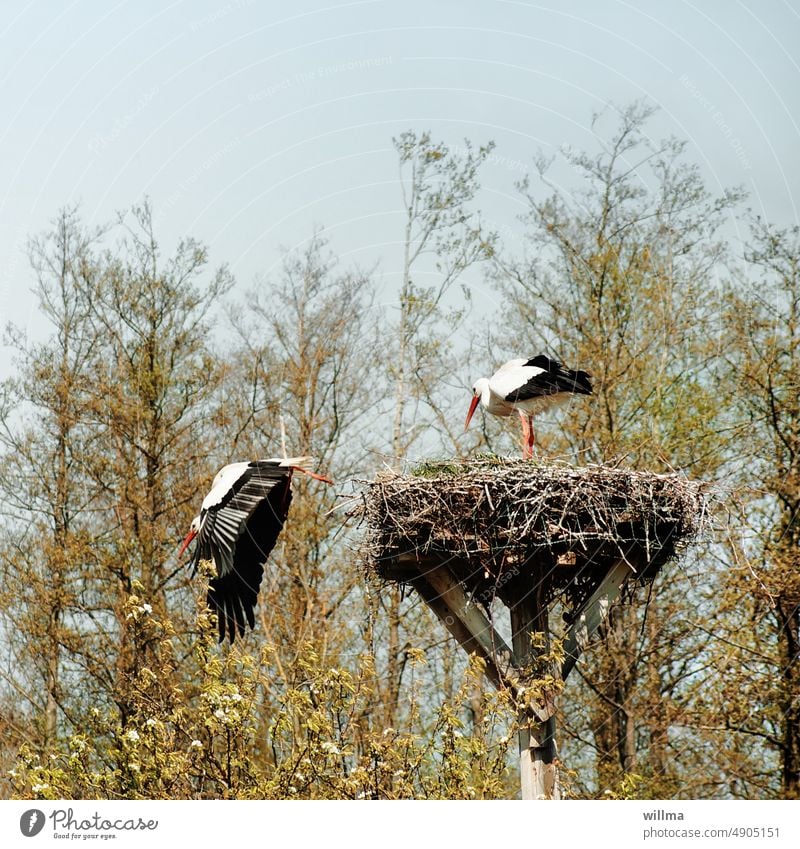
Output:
top-left (464, 355), bottom-right (592, 458)
top-left (179, 457), bottom-right (332, 642)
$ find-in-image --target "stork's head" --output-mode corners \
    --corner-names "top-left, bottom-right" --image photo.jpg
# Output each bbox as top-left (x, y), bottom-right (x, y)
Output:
top-left (179, 514), bottom-right (201, 559)
top-left (464, 378), bottom-right (491, 431)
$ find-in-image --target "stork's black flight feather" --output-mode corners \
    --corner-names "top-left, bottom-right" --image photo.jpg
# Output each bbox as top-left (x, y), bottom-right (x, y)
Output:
top-left (505, 356), bottom-right (593, 402)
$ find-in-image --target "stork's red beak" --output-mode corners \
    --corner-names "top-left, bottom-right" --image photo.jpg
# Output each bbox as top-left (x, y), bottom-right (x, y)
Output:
top-left (464, 394), bottom-right (480, 431)
top-left (178, 528), bottom-right (197, 559)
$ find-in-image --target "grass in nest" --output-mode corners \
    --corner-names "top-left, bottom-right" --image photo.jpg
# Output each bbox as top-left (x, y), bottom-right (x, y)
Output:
top-left (410, 454), bottom-right (519, 478)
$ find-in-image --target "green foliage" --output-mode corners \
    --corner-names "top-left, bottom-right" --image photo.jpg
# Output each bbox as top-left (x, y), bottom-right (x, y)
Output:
top-left (603, 773), bottom-right (646, 800)
top-left (410, 454), bottom-right (518, 478)
top-left (9, 595), bottom-right (517, 800)
top-left (3, 114), bottom-right (800, 802)
top-left (410, 457), bottom-right (488, 478)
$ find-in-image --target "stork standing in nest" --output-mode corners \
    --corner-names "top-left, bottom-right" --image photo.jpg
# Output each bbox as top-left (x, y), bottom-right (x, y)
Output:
top-left (465, 355), bottom-right (592, 458)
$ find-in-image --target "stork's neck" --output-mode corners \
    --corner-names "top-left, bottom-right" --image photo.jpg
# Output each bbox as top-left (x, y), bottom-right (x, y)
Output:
top-left (477, 377), bottom-right (514, 416)
top-left (475, 377), bottom-right (492, 407)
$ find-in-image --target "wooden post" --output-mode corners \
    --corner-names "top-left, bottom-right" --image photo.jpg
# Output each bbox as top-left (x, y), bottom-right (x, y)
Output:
top-left (389, 553), bottom-right (641, 799)
top-left (510, 579), bottom-right (559, 800)
top-left (410, 562), bottom-right (551, 719)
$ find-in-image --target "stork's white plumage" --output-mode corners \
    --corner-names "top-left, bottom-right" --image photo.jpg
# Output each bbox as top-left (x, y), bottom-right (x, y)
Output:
top-left (179, 457), bottom-right (331, 642)
top-left (465, 355), bottom-right (592, 457)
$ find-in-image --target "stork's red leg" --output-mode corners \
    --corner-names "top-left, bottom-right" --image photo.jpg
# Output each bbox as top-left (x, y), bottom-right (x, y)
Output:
top-left (291, 466), bottom-right (333, 484)
top-left (528, 415), bottom-right (535, 455)
top-left (519, 411), bottom-right (531, 459)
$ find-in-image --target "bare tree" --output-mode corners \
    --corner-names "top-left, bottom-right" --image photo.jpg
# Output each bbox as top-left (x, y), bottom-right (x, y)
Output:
top-left (217, 232), bottom-right (393, 772)
top-left (74, 200), bottom-right (232, 722)
top-left (390, 131), bottom-right (496, 462)
top-left (720, 218), bottom-right (800, 798)
top-left (492, 102), bottom-right (744, 796)
top-left (0, 207), bottom-right (105, 752)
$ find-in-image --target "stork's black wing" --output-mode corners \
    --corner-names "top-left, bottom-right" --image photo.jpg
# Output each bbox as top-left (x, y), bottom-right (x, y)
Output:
top-left (193, 461), bottom-right (293, 642)
top-left (505, 355), bottom-right (592, 402)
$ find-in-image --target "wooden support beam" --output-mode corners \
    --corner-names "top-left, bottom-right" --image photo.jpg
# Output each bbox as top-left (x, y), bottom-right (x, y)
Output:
top-left (420, 563), bottom-right (515, 670)
top-left (511, 584), bottom-right (559, 800)
top-left (378, 540), bottom-right (656, 801)
top-left (377, 551), bottom-right (424, 582)
top-left (396, 551), bottom-right (637, 799)
top-left (409, 561), bottom-right (552, 722)
top-left (561, 558), bottom-right (635, 681)
top-left (518, 715), bottom-right (557, 800)
top-left (409, 575), bottom-right (507, 692)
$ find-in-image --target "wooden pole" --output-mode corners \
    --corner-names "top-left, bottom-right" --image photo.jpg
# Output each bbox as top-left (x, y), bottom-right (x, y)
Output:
top-left (510, 576), bottom-right (559, 800)
top-left (399, 554), bottom-right (641, 798)
top-left (410, 562), bottom-right (552, 719)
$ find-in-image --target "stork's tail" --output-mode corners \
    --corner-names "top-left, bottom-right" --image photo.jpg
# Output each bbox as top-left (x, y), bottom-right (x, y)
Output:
top-left (278, 455), bottom-right (314, 468)
top-left (568, 369), bottom-right (593, 395)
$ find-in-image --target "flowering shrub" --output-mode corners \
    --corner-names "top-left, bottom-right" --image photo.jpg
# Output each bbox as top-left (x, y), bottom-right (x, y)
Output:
top-left (10, 594), bottom-right (519, 800)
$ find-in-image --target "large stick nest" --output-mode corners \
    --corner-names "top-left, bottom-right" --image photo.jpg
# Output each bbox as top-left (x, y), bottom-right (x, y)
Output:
top-left (358, 457), bottom-right (707, 613)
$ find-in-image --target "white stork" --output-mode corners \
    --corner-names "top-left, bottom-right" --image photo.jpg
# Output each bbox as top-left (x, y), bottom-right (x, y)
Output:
top-left (464, 355), bottom-right (592, 458)
top-left (179, 457), bottom-right (332, 642)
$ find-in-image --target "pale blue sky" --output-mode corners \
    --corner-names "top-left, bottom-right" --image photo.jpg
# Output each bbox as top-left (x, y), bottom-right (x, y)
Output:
top-left (1, 0), bottom-right (798, 349)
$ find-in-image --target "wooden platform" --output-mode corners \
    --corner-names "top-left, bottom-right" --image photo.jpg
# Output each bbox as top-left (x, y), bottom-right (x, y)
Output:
top-left (363, 458), bottom-right (705, 614)
top-left (358, 458), bottom-right (706, 799)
